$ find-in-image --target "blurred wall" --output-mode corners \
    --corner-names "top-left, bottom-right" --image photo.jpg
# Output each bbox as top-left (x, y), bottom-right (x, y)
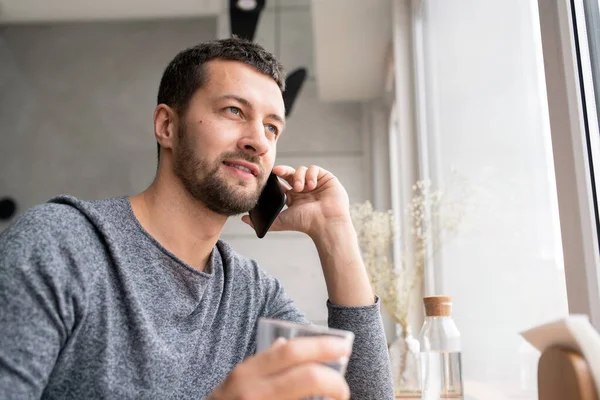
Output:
top-left (0, 18), bottom-right (218, 226)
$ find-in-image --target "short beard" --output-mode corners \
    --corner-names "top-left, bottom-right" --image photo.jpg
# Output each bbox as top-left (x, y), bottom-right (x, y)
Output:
top-left (173, 124), bottom-right (264, 216)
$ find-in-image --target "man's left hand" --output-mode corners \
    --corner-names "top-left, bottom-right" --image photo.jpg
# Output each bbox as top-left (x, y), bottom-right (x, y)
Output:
top-left (241, 165), bottom-right (350, 238)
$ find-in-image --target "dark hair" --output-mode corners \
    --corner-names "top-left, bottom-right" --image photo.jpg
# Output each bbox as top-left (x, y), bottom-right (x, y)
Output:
top-left (155, 36), bottom-right (286, 158)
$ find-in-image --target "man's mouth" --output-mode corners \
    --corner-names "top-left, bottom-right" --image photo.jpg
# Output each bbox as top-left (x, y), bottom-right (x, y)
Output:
top-left (223, 162), bottom-right (251, 173)
top-left (222, 160), bottom-right (259, 178)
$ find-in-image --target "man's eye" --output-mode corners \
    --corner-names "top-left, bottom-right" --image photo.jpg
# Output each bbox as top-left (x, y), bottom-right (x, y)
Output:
top-left (227, 106), bottom-right (241, 115)
top-left (265, 124), bottom-right (279, 135)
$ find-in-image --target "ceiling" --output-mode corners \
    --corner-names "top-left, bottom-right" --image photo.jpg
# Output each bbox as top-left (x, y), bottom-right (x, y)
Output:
top-left (311, 0), bottom-right (393, 102)
top-left (0, 0), bottom-right (223, 23)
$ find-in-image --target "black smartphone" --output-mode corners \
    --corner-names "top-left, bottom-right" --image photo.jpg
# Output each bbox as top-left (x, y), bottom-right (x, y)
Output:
top-left (248, 173), bottom-right (287, 238)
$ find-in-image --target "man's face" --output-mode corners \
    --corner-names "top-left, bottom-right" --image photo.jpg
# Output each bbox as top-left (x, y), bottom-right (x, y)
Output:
top-left (172, 59), bottom-right (285, 216)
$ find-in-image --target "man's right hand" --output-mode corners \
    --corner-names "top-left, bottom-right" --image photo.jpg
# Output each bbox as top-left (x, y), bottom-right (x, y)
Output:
top-left (207, 336), bottom-right (352, 400)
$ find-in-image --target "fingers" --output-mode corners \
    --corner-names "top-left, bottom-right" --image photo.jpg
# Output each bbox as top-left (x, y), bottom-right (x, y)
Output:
top-left (211, 336), bottom-right (352, 400)
top-left (262, 363), bottom-right (350, 400)
top-left (272, 165), bottom-right (296, 180)
top-left (273, 165), bottom-right (326, 192)
top-left (305, 165), bottom-right (319, 190)
top-left (293, 166), bottom-right (308, 192)
top-left (250, 336), bottom-right (351, 377)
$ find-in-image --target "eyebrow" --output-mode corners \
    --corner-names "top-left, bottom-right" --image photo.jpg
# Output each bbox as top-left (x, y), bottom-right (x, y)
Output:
top-left (218, 94), bottom-right (286, 127)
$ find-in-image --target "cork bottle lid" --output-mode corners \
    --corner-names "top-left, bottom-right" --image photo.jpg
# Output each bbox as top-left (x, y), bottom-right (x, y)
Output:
top-left (423, 295), bottom-right (452, 317)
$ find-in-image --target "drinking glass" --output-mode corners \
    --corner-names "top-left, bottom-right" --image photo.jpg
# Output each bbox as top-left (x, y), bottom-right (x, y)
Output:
top-left (256, 318), bottom-right (355, 400)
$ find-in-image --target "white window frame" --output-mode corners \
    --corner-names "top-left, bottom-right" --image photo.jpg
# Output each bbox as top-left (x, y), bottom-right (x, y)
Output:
top-left (388, 0), bottom-right (429, 331)
top-left (537, 0), bottom-right (600, 328)
top-left (385, 1), bottom-right (448, 333)
top-left (390, 0), bottom-right (443, 298)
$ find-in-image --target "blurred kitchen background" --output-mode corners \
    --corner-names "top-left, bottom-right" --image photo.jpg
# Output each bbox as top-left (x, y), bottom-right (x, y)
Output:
top-left (1, 0), bottom-right (590, 399)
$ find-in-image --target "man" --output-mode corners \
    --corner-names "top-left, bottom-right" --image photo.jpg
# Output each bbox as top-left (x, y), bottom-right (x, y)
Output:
top-left (0, 37), bottom-right (394, 399)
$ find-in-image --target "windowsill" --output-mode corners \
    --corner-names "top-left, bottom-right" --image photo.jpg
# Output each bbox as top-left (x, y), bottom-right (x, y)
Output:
top-left (463, 380), bottom-right (535, 400)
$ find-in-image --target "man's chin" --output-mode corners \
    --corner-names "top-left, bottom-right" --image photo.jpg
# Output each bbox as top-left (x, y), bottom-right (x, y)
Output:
top-left (221, 187), bottom-right (261, 211)
top-left (194, 173), bottom-right (263, 215)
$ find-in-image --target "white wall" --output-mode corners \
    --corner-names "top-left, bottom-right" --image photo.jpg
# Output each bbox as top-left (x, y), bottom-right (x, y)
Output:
top-left (412, 0), bottom-right (568, 396)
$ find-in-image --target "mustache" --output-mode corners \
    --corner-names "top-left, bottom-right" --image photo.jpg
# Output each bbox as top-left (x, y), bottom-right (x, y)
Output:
top-left (220, 152), bottom-right (266, 177)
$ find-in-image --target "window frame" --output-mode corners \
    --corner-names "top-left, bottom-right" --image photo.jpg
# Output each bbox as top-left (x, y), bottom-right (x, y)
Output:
top-left (537, 0), bottom-right (600, 328)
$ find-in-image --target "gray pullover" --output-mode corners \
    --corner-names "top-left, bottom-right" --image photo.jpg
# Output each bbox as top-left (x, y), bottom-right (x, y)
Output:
top-left (0, 195), bottom-right (394, 399)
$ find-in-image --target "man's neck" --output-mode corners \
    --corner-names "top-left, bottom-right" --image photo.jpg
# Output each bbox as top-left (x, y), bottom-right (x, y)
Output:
top-left (129, 174), bottom-right (227, 272)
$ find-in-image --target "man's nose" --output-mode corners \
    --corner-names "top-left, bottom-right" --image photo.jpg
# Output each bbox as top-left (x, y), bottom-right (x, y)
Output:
top-left (238, 121), bottom-right (270, 156)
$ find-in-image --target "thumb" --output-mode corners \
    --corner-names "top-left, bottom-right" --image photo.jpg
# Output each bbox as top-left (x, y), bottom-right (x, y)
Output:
top-left (265, 209), bottom-right (293, 232)
top-left (241, 214), bottom-right (253, 227)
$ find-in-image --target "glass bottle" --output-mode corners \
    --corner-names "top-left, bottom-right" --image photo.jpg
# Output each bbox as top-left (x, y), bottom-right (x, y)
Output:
top-left (418, 296), bottom-right (464, 399)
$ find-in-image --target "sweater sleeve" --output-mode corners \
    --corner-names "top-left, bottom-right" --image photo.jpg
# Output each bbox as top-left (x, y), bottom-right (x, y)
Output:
top-left (0, 208), bottom-right (79, 399)
top-left (328, 297), bottom-right (395, 399)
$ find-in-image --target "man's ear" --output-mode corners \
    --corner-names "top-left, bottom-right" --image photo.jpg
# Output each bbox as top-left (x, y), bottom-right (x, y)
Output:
top-left (154, 104), bottom-right (178, 153)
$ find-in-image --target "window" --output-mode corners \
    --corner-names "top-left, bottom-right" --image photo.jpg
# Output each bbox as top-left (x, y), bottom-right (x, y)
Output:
top-left (387, 0), bottom-right (600, 397)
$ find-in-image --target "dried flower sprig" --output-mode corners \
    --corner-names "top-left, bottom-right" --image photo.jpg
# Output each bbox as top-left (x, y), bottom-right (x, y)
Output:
top-left (350, 176), bottom-right (468, 332)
